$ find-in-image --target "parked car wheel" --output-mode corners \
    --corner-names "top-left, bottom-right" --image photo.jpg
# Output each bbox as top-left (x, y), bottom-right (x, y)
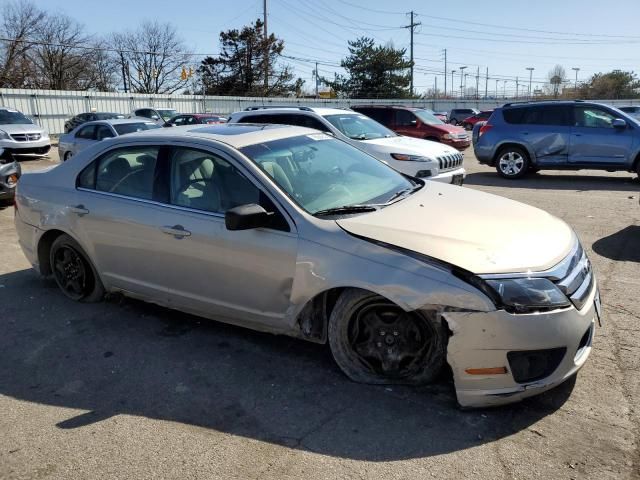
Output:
top-left (328, 289), bottom-right (446, 385)
top-left (64, 151), bottom-right (73, 161)
top-left (496, 146), bottom-right (530, 179)
top-left (50, 234), bottom-right (104, 302)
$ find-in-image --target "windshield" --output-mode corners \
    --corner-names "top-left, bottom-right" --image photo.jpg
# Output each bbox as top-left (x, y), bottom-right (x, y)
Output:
top-left (113, 122), bottom-right (161, 135)
top-left (240, 134), bottom-right (412, 214)
top-left (413, 109), bottom-right (444, 125)
top-left (158, 109), bottom-right (178, 120)
top-left (0, 109), bottom-right (33, 124)
top-left (324, 113), bottom-right (396, 140)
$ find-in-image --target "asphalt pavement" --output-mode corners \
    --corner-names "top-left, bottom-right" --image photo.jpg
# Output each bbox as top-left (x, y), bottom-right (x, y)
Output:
top-left (0, 150), bottom-right (638, 479)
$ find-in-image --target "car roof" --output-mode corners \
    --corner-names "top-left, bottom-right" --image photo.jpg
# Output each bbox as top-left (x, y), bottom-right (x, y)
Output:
top-left (121, 123), bottom-right (320, 148)
top-left (83, 118), bottom-right (159, 126)
top-left (501, 100), bottom-right (611, 109)
top-left (237, 107), bottom-right (350, 117)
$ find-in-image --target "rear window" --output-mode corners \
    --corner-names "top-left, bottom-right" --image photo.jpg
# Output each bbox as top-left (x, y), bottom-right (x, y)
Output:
top-left (113, 122), bottom-right (161, 135)
top-left (503, 106), bottom-right (571, 126)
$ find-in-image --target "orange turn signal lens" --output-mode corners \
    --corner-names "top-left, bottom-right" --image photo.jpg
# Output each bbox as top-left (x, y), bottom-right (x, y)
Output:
top-left (465, 367), bottom-right (508, 375)
top-left (7, 174), bottom-right (18, 186)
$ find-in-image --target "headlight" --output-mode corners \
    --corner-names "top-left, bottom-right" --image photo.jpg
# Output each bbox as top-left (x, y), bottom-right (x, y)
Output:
top-left (390, 153), bottom-right (429, 162)
top-left (484, 278), bottom-right (571, 313)
top-left (442, 133), bottom-right (453, 140)
top-left (0, 130), bottom-right (9, 140)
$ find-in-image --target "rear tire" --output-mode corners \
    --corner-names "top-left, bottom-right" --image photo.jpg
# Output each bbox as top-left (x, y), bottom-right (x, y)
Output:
top-left (328, 289), bottom-right (446, 385)
top-left (495, 146), bottom-right (530, 179)
top-left (50, 234), bottom-right (104, 302)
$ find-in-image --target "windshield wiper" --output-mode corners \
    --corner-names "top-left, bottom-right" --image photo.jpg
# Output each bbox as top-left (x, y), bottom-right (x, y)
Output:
top-left (313, 205), bottom-right (378, 217)
top-left (384, 183), bottom-right (422, 204)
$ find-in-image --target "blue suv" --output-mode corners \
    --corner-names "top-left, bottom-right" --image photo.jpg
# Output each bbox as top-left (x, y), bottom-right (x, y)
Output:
top-left (474, 101), bottom-right (640, 179)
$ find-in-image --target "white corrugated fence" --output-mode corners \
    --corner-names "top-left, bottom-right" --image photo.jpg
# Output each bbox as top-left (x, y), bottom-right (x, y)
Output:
top-left (1, 88), bottom-right (639, 135)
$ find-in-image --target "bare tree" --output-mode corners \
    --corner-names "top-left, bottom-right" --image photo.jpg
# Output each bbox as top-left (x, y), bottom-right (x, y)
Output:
top-left (0, 0), bottom-right (45, 87)
top-left (111, 22), bottom-right (191, 94)
top-left (547, 64), bottom-right (567, 98)
top-left (32, 13), bottom-right (93, 89)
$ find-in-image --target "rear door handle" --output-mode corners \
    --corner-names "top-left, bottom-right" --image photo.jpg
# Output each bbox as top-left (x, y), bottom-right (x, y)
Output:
top-left (69, 204), bottom-right (89, 216)
top-left (160, 225), bottom-right (191, 238)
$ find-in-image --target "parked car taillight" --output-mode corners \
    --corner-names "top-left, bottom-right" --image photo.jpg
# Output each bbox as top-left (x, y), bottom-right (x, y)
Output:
top-left (479, 124), bottom-right (493, 136)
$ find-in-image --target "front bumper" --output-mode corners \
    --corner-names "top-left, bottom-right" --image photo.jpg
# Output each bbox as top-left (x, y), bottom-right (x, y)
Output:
top-left (442, 137), bottom-right (471, 150)
top-left (0, 137), bottom-right (51, 156)
top-left (443, 280), bottom-right (599, 408)
top-left (429, 167), bottom-right (466, 185)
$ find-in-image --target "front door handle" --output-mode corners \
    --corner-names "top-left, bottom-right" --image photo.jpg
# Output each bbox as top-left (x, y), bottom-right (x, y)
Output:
top-left (160, 225), bottom-right (191, 238)
top-left (69, 204), bottom-right (89, 216)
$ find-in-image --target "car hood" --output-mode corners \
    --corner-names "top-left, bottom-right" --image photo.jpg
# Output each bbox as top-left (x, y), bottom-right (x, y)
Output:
top-left (0, 123), bottom-right (46, 135)
top-left (360, 135), bottom-right (459, 158)
top-left (336, 182), bottom-right (574, 275)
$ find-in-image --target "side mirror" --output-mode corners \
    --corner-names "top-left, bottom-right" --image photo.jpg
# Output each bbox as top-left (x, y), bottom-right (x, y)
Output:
top-left (612, 118), bottom-right (627, 129)
top-left (151, 115), bottom-right (160, 120)
top-left (225, 203), bottom-right (272, 231)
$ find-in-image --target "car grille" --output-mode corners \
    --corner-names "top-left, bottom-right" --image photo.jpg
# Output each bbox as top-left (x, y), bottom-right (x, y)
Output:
top-left (10, 133), bottom-right (41, 142)
top-left (552, 243), bottom-right (594, 310)
top-left (436, 152), bottom-right (464, 171)
top-left (453, 132), bottom-right (469, 139)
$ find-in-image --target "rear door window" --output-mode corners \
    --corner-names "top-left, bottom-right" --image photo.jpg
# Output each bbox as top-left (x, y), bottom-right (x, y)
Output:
top-left (95, 125), bottom-right (115, 140)
top-left (75, 125), bottom-right (96, 139)
top-left (78, 146), bottom-right (161, 200)
top-left (395, 109), bottom-right (416, 126)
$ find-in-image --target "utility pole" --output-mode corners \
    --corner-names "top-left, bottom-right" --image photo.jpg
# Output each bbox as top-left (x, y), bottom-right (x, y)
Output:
top-left (443, 49), bottom-right (447, 98)
top-left (314, 61), bottom-right (319, 98)
top-left (120, 57), bottom-right (128, 93)
top-left (475, 66), bottom-right (479, 100)
top-left (515, 76), bottom-right (519, 99)
top-left (459, 66), bottom-right (467, 99)
top-left (263, 0), bottom-right (268, 96)
top-left (404, 11), bottom-right (421, 96)
top-left (485, 67), bottom-right (488, 99)
top-left (434, 76), bottom-right (438, 98)
top-left (572, 67), bottom-right (580, 97)
top-left (526, 67), bottom-right (534, 99)
top-left (451, 69), bottom-right (456, 98)
top-left (495, 79), bottom-right (498, 99)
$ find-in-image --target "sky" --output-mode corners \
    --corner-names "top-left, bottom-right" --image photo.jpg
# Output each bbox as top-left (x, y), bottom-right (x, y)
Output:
top-left (26, 0), bottom-right (640, 96)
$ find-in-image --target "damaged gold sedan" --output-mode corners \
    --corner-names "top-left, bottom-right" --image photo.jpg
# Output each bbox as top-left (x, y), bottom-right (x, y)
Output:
top-left (14, 123), bottom-right (600, 407)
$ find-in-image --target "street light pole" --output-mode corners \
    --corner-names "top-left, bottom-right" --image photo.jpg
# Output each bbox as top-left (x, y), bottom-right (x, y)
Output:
top-left (572, 67), bottom-right (580, 97)
top-left (526, 67), bottom-right (534, 100)
top-left (503, 80), bottom-right (506, 99)
top-left (459, 66), bottom-right (467, 99)
top-left (451, 69), bottom-right (456, 98)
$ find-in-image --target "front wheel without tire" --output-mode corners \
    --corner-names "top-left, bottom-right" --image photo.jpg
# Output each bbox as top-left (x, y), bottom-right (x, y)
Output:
top-left (50, 234), bottom-right (104, 302)
top-left (496, 146), bottom-right (530, 179)
top-left (328, 289), bottom-right (446, 385)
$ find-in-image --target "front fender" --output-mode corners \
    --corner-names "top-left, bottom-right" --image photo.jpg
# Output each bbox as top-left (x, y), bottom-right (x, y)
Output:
top-left (286, 235), bottom-right (496, 329)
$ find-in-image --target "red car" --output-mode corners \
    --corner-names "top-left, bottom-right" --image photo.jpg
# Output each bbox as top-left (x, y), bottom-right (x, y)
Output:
top-left (352, 105), bottom-right (471, 150)
top-left (165, 113), bottom-right (228, 126)
top-left (460, 110), bottom-right (493, 130)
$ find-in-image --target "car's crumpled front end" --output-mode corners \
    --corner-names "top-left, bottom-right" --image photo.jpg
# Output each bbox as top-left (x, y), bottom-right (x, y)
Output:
top-left (442, 240), bottom-right (600, 407)
top-left (335, 182), bottom-right (599, 407)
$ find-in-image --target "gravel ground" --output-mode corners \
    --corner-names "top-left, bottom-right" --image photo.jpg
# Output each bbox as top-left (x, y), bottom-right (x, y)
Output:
top-left (1, 149), bottom-right (638, 480)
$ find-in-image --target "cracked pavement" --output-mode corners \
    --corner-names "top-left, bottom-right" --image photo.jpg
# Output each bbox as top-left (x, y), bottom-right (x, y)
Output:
top-left (0, 151), bottom-right (638, 479)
